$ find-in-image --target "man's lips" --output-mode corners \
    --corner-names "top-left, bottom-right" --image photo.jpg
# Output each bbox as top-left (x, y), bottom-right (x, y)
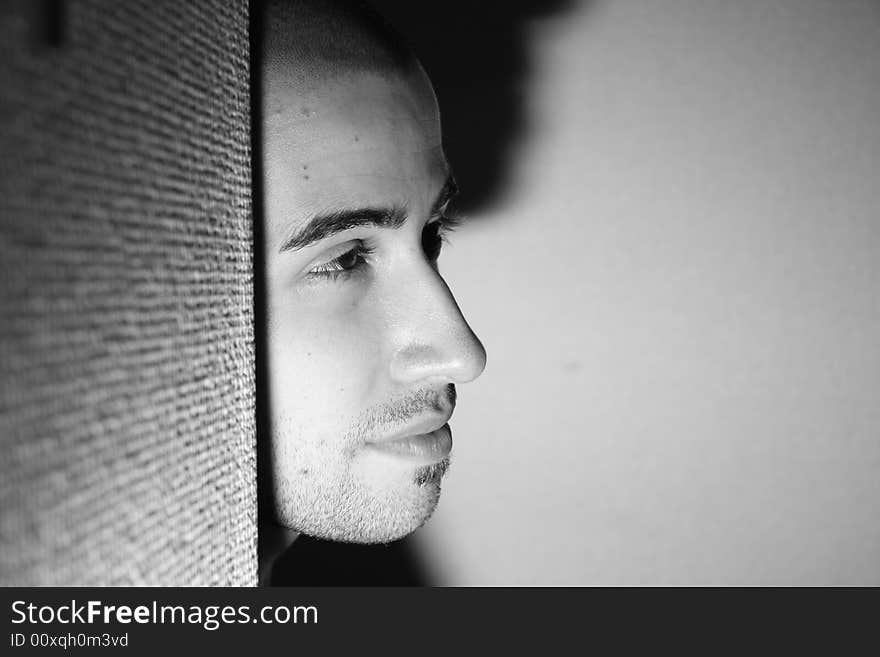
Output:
top-left (364, 416), bottom-right (453, 464)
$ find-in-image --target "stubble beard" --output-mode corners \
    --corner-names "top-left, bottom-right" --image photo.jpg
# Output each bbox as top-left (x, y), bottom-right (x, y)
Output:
top-left (413, 455), bottom-right (451, 487)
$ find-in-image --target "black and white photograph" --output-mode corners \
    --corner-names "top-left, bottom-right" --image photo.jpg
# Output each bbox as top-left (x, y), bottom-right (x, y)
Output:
top-left (1, 0), bottom-right (878, 605)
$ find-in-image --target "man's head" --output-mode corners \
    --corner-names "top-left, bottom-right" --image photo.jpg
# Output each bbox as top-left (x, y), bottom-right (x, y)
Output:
top-left (259, 0), bottom-right (486, 543)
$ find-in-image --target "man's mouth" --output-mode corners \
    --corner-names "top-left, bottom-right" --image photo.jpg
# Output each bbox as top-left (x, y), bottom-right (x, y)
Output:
top-left (364, 419), bottom-right (453, 465)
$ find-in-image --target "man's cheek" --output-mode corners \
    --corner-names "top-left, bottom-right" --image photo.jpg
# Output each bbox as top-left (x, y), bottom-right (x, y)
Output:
top-left (271, 342), bottom-right (373, 417)
top-left (301, 319), bottom-right (383, 383)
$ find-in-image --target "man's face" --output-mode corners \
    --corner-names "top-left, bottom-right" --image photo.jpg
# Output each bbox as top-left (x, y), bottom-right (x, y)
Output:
top-left (263, 68), bottom-right (486, 543)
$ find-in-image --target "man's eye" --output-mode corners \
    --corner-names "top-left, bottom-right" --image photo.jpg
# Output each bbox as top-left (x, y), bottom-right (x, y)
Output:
top-left (308, 243), bottom-right (373, 280)
top-left (422, 221), bottom-right (445, 262)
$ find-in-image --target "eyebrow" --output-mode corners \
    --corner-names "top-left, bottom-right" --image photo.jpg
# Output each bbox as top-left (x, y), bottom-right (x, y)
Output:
top-left (279, 175), bottom-right (459, 253)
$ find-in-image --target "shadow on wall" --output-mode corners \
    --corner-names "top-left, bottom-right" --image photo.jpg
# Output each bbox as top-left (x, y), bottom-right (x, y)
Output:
top-left (371, 0), bottom-right (579, 214)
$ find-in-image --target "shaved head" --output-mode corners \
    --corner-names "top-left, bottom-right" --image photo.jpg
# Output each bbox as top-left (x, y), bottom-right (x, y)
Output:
top-left (259, 0), bottom-right (422, 96)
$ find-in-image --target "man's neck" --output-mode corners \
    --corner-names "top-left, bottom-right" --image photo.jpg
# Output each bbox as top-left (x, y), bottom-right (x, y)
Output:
top-left (258, 522), bottom-right (299, 586)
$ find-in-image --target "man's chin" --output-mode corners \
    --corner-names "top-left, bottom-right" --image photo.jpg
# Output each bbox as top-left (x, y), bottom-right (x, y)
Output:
top-left (290, 503), bottom-right (439, 544)
top-left (300, 508), bottom-right (438, 545)
top-left (274, 469), bottom-right (445, 544)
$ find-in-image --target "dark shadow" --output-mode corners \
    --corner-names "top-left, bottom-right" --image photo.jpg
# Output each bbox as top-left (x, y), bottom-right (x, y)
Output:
top-left (369, 0), bottom-right (578, 214)
top-left (269, 535), bottom-right (430, 586)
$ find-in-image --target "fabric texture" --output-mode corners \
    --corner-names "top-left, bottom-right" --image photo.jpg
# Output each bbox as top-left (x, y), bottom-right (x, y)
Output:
top-left (0, 0), bottom-right (256, 585)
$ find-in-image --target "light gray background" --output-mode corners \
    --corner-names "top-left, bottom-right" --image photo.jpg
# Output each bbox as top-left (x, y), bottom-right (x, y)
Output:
top-left (414, 0), bottom-right (880, 585)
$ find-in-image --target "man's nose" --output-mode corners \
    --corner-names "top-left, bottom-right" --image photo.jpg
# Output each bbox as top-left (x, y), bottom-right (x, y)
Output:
top-left (387, 263), bottom-right (487, 387)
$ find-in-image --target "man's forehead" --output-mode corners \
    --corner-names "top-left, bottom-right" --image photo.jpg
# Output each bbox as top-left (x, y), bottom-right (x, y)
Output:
top-left (262, 71), bottom-right (449, 248)
top-left (266, 71), bottom-right (440, 147)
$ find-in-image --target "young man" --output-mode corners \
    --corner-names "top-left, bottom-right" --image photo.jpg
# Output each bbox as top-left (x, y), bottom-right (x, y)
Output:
top-left (257, 0), bottom-right (487, 581)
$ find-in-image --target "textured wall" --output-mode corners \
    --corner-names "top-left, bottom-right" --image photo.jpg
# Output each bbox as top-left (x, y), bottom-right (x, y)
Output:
top-left (0, 1), bottom-right (256, 584)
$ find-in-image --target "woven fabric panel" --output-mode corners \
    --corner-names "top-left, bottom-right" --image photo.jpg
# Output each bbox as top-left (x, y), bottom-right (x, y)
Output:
top-left (0, 1), bottom-right (256, 585)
